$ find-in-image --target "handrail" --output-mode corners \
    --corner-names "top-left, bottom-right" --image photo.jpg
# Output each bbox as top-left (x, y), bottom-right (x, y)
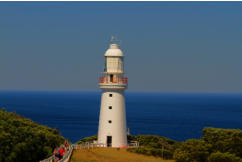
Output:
top-left (40, 145), bottom-right (73, 162)
top-left (39, 155), bottom-right (54, 162)
top-left (72, 143), bottom-right (106, 149)
top-left (40, 141), bottom-right (139, 162)
top-left (58, 146), bottom-right (73, 162)
top-left (99, 76), bottom-right (128, 85)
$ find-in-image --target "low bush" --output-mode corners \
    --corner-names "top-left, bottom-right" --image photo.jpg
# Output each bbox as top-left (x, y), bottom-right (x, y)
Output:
top-left (208, 152), bottom-right (242, 162)
top-left (0, 109), bottom-right (64, 162)
top-left (76, 135), bottom-right (97, 144)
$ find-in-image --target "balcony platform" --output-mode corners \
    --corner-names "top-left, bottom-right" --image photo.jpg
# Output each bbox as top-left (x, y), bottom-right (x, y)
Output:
top-left (99, 76), bottom-right (128, 90)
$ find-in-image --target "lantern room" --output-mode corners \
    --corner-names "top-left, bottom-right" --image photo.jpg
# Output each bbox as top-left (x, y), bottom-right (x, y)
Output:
top-left (104, 44), bottom-right (124, 73)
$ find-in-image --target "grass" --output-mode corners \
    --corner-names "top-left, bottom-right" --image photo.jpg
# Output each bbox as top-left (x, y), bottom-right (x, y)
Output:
top-left (70, 148), bottom-right (173, 162)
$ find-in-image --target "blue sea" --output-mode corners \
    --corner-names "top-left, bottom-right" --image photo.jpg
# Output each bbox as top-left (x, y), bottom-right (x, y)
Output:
top-left (0, 91), bottom-right (242, 143)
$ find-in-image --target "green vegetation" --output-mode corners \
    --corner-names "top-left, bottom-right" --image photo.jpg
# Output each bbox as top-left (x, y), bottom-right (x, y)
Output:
top-left (0, 109), bottom-right (64, 162)
top-left (127, 127), bottom-right (242, 162)
top-left (173, 127), bottom-right (242, 162)
top-left (173, 139), bottom-right (211, 162)
top-left (127, 135), bottom-right (179, 159)
top-left (76, 135), bottom-right (97, 144)
top-left (208, 152), bottom-right (242, 162)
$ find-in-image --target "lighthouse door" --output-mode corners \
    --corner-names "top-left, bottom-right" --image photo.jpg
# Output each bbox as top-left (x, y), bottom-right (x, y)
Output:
top-left (107, 136), bottom-right (112, 147)
top-left (110, 74), bottom-right (113, 83)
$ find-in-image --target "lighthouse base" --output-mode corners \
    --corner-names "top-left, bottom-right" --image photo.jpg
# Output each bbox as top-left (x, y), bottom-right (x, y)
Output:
top-left (97, 90), bottom-right (127, 147)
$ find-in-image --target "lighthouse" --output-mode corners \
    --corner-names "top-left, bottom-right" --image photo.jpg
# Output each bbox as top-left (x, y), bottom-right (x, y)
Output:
top-left (97, 41), bottom-right (128, 147)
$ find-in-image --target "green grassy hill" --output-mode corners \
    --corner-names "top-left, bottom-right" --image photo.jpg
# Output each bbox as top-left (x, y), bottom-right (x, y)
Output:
top-left (0, 109), bottom-right (64, 162)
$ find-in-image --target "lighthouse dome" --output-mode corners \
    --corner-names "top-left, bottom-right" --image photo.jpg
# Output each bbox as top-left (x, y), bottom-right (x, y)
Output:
top-left (104, 44), bottom-right (124, 57)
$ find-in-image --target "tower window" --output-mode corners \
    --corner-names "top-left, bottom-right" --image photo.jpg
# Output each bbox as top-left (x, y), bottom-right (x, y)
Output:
top-left (108, 120), bottom-right (112, 123)
top-left (109, 106), bottom-right (112, 109)
top-left (109, 94), bottom-right (112, 97)
top-left (104, 57), bottom-right (107, 72)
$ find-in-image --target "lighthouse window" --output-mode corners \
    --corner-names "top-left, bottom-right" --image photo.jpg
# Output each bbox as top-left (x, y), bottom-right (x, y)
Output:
top-left (104, 57), bottom-right (107, 72)
top-left (109, 106), bottom-right (112, 109)
top-left (109, 94), bottom-right (112, 97)
top-left (108, 120), bottom-right (112, 123)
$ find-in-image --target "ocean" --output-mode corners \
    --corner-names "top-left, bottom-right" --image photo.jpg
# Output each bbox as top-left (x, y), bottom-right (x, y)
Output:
top-left (0, 91), bottom-right (242, 143)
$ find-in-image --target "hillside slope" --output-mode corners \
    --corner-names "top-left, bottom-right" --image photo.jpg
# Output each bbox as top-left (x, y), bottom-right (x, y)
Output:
top-left (0, 109), bottom-right (64, 162)
top-left (70, 148), bottom-right (173, 162)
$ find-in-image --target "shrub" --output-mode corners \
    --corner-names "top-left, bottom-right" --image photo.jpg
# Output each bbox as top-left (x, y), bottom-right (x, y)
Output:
top-left (0, 109), bottom-right (64, 162)
top-left (127, 135), bottom-right (178, 159)
top-left (173, 149), bottom-right (191, 162)
top-left (208, 152), bottom-right (242, 162)
top-left (173, 139), bottom-right (212, 162)
top-left (202, 127), bottom-right (242, 158)
top-left (77, 135), bottom-right (97, 144)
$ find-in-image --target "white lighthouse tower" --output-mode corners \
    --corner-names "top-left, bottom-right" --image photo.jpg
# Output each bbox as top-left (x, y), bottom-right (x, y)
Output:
top-left (97, 40), bottom-right (128, 147)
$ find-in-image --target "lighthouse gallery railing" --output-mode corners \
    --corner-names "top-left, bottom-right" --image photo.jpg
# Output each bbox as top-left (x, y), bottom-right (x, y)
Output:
top-left (99, 76), bottom-right (128, 85)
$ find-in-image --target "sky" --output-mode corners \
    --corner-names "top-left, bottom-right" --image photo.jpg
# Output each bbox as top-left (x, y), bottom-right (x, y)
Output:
top-left (0, 2), bottom-right (242, 93)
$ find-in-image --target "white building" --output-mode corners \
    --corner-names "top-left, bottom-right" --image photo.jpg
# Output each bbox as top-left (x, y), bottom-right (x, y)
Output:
top-left (97, 43), bottom-right (128, 147)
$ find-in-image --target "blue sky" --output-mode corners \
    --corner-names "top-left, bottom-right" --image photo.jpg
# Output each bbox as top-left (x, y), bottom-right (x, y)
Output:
top-left (0, 2), bottom-right (242, 93)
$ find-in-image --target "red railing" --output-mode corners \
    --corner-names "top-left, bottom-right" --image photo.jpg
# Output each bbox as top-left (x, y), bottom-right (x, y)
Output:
top-left (99, 76), bottom-right (128, 84)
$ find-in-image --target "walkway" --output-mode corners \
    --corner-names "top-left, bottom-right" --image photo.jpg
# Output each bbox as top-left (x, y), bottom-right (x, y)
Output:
top-left (40, 142), bottom-right (139, 162)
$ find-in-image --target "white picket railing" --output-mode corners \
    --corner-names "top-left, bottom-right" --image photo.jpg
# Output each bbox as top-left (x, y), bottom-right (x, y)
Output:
top-left (58, 146), bottom-right (73, 162)
top-left (40, 141), bottom-right (139, 162)
top-left (72, 143), bottom-right (106, 149)
top-left (128, 141), bottom-right (139, 147)
top-left (39, 145), bottom-right (73, 162)
top-left (39, 155), bottom-right (54, 162)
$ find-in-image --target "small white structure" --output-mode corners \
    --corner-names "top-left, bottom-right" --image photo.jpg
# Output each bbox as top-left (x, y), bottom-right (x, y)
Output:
top-left (97, 42), bottom-right (128, 147)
